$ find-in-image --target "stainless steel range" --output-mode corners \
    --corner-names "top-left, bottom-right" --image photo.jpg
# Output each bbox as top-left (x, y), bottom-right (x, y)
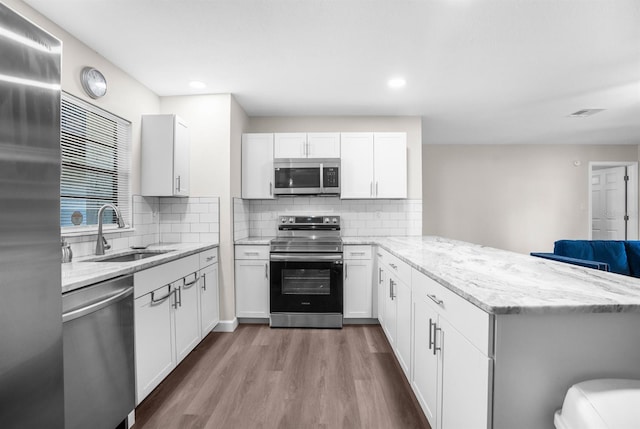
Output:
top-left (270, 215), bottom-right (343, 328)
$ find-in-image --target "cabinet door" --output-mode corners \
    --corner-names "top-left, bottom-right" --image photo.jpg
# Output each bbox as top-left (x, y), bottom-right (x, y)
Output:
top-left (174, 276), bottom-right (201, 363)
top-left (200, 263), bottom-right (219, 336)
top-left (395, 278), bottom-right (412, 377)
top-left (373, 132), bottom-right (407, 199)
top-left (274, 133), bottom-right (307, 158)
top-left (343, 259), bottom-right (373, 318)
top-left (307, 133), bottom-right (340, 158)
top-left (235, 260), bottom-right (270, 318)
top-left (412, 297), bottom-right (439, 428)
top-left (173, 117), bottom-right (190, 196)
top-left (383, 276), bottom-right (397, 348)
top-left (242, 133), bottom-right (275, 199)
top-left (439, 316), bottom-right (491, 429)
top-left (340, 132), bottom-right (374, 199)
top-left (134, 284), bottom-right (176, 404)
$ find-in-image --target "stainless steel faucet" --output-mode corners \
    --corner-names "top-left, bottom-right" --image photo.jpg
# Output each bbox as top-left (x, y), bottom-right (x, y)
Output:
top-left (95, 203), bottom-right (126, 255)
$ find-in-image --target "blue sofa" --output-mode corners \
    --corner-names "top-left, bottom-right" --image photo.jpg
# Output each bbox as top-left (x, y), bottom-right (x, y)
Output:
top-left (531, 240), bottom-right (640, 277)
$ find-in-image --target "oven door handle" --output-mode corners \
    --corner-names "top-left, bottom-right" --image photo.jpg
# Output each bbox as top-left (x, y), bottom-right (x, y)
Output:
top-left (270, 253), bottom-right (343, 262)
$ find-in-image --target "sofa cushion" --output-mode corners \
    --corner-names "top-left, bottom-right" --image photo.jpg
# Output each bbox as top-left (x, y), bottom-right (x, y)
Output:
top-left (554, 240), bottom-right (630, 276)
top-left (623, 241), bottom-right (640, 277)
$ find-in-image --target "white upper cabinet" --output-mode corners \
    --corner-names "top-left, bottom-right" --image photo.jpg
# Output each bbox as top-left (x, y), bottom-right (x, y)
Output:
top-left (340, 133), bottom-right (375, 198)
top-left (373, 132), bottom-right (407, 199)
top-left (242, 133), bottom-right (275, 199)
top-left (141, 114), bottom-right (190, 197)
top-left (341, 132), bottom-right (407, 199)
top-left (274, 132), bottom-right (340, 159)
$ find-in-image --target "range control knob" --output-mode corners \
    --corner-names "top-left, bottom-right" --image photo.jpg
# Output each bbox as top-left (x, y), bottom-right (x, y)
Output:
top-left (289, 217), bottom-right (294, 223)
top-left (281, 217), bottom-right (287, 223)
top-left (324, 217), bottom-right (330, 224)
top-left (333, 218), bottom-right (338, 224)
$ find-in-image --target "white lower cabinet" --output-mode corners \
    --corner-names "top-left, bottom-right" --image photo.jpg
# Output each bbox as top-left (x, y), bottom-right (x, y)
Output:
top-left (199, 250), bottom-right (219, 336)
top-left (133, 249), bottom-right (220, 405)
top-left (411, 268), bottom-right (492, 429)
top-left (235, 245), bottom-right (270, 318)
top-left (344, 245), bottom-right (373, 318)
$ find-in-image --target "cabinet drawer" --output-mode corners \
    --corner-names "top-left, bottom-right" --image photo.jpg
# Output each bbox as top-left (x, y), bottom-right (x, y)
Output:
top-left (411, 268), bottom-right (492, 356)
top-left (235, 245), bottom-right (270, 260)
top-left (344, 245), bottom-right (372, 260)
top-left (378, 247), bottom-right (411, 286)
top-left (134, 254), bottom-right (199, 298)
top-left (199, 248), bottom-right (218, 267)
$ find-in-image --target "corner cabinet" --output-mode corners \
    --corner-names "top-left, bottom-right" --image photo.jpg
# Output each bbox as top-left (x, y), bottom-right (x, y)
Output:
top-left (341, 132), bottom-right (407, 199)
top-left (141, 114), bottom-right (190, 196)
top-left (235, 245), bottom-right (270, 318)
top-left (242, 133), bottom-right (275, 199)
top-left (343, 245), bottom-right (373, 318)
top-left (411, 268), bottom-right (493, 429)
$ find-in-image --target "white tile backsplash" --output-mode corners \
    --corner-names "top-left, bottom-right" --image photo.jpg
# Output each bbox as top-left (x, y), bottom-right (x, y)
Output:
top-left (233, 197), bottom-right (422, 238)
top-left (66, 195), bottom-right (219, 258)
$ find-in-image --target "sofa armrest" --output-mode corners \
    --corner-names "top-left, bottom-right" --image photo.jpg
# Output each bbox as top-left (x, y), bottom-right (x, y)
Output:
top-left (530, 252), bottom-right (610, 271)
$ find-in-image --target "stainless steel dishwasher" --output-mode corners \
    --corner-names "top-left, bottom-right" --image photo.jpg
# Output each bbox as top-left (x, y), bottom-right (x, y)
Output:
top-left (62, 275), bottom-right (135, 429)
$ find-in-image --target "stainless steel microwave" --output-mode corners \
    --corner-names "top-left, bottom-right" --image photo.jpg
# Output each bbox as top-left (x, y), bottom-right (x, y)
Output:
top-left (273, 159), bottom-right (340, 196)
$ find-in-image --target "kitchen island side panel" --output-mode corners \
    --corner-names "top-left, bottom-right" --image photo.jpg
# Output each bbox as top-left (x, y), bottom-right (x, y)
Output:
top-left (492, 312), bottom-right (640, 429)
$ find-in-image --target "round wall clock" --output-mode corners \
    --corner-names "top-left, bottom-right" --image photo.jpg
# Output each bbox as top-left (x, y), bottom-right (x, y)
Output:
top-left (80, 67), bottom-right (107, 99)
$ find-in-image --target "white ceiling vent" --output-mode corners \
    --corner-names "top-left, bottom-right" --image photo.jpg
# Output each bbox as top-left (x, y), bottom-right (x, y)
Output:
top-left (569, 109), bottom-right (605, 117)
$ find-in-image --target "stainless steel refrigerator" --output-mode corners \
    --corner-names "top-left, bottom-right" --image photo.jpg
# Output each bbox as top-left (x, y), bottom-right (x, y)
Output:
top-left (0, 4), bottom-right (64, 428)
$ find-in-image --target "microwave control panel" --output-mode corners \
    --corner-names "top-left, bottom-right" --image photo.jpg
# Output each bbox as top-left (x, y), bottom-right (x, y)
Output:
top-left (323, 167), bottom-right (339, 188)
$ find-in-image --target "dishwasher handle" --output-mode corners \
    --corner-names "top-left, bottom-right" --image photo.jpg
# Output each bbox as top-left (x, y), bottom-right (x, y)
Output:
top-left (63, 286), bottom-right (133, 323)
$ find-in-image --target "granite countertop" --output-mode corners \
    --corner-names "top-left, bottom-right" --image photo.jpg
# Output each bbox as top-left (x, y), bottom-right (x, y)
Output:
top-left (62, 242), bottom-right (218, 293)
top-left (344, 236), bottom-right (640, 315)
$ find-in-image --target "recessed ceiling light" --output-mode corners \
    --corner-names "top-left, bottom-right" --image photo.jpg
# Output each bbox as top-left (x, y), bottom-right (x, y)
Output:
top-left (189, 80), bottom-right (206, 89)
top-left (388, 77), bottom-right (406, 89)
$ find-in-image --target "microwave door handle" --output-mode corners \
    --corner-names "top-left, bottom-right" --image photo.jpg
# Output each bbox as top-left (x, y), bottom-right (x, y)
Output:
top-left (320, 163), bottom-right (324, 193)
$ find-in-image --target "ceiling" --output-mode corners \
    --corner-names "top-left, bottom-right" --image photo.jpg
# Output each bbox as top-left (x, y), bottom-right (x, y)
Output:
top-left (24, 0), bottom-right (640, 145)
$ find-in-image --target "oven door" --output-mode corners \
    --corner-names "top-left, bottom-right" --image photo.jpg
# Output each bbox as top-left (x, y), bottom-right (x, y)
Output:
top-left (270, 254), bottom-right (343, 313)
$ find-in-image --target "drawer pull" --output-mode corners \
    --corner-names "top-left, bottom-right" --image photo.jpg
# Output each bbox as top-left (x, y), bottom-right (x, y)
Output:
top-left (427, 294), bottom-right (443, 306)
top-left (390, 263), bottom-right (398, 270)
top-left (183, 275), bottom-right (199, 288)
top-left (151, 285), bottom-right (172, 305)
top-left (206, 256), bottom-right (215, 262)
top-left (244, 251), bottom-right (260, 256)
top-left (350, 252), bottom-right (366, 256)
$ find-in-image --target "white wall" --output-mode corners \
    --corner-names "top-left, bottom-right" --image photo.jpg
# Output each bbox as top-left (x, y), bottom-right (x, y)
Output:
top-left (248, 116), bottom-right (422, 199)
top-left (423, 144), bottom-right (639, 254)
top-left (6, 0), bottom-right (161, 195)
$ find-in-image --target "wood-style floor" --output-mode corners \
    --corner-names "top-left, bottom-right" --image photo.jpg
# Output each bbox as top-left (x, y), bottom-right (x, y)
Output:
top-left (134, 324), bottom-right (431, 429)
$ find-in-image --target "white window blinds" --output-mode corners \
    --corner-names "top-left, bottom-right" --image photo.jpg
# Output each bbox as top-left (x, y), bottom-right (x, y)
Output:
top-left (60, 92), bottom-right (131, 230)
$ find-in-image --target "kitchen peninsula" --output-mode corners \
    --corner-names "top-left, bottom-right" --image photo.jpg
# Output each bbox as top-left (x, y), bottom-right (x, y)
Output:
top-left (342, 236), bottom-right (640, 429)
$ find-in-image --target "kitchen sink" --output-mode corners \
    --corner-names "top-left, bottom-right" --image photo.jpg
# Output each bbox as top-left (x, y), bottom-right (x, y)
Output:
top-left (86, 249), bottom-right (175, 263)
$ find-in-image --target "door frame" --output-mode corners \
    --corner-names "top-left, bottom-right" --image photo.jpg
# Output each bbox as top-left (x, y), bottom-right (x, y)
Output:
top-left (588, 161), bottom-right (639, 240)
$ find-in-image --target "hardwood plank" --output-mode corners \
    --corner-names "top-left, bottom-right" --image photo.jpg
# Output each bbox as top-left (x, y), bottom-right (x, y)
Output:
top-left (134, 325), bottom-right (430, 429)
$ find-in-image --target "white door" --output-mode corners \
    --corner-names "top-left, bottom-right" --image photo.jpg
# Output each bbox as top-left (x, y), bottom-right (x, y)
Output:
top-left (343, 259), bottom-right (373, 318)
top-left (242, 133), bottom-right (275, 199)
top-left (592, 166), bottom-right (626, 239)
top-left (173, 118), bottom-right (190, 196)
top-left (384, 276), bottom-right (398, 348)
top-left (395, 278), bottom-right (412, 377)
top-left (373, 132), bottom-right (407, 199)
top-left (199, 263), bottom-right (219, 336)
top-left (376, 262), bottom-right (386, 325)
top-left (174, 276), bottom-right (201, 363)
top-left (274, 133), bottom-right (307, 158)
top-left (235, 260), bottom-right (270, 318)
top-left (341, 132), bottom-right (374, 198)
top-left (412, 297), bottom-right (439, 428)
top-left (307, 132), bottom-right (341, 158)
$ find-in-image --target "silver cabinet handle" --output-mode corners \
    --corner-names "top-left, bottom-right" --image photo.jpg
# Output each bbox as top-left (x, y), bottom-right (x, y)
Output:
top-left (202, 273), bottom-right (207, 291)
top-left (389, 279), bottom-right (396, 300)
top-left (429, 318), bottom-right (435, 351)
top-left (265, 263), bottom-right (268, 279)
top-left (206, 256), bottom-right (215, 262)
top-left (375, 181), bottom-right (379, 197)
top-left (378, 267), bottom-right (383, 283)
top-left (172, 287), bottom-right (180, 309)
top-left (390, 263), bottom-right (398, 270)
top-left (376, 253), bottom-right (382, 257)
top-left (428, 294), bottom-right (444, 306)
top-left (151, 285), bottom-right (172, 305)
top-left (176, 175), bottom-right (181, 192)
top-left (349, 252), bottom-right (366, 256)
top-left (434, 324), bottom-right (442, 355)
top-left (183, 275), bottom-right (199, 289)
top-left (269, 182), bottom-right (273, 196)
top-left (370, 182), bottom-right (374, 197)
top-left (345, 263), bottom-right (348, 279)
top-left (244, 251), bottom-right (260, 256)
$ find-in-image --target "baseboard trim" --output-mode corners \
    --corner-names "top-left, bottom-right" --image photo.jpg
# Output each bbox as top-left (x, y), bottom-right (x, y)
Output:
top-left (344, 318), bottom-right (380, 325)
top-left (213, 318), bottom-right (239, 332)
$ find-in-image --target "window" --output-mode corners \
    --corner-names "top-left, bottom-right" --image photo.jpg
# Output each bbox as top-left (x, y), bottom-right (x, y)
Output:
top-left (60, 92), bottom-right (131, 230)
